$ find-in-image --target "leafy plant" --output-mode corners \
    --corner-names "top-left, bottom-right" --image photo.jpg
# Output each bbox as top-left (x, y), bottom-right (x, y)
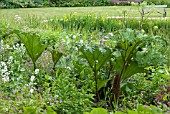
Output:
top-left (23, 106), bottom-right (57, 114)
top-left (84, 108), bottom-right (108, 114)
top-left (80, 45), bottom-right (112, 103)
top-left (110, 28), bottom-right (167, 107)
top-left (15, 30), bottom-right (47, 70)
top-left (49, 49), bottom-right (63, 75)
top-left (23, 106), bottom-right (37, 114)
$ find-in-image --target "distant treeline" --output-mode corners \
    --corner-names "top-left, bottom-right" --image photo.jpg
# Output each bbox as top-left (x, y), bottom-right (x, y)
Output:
top-left (0, 0), bottom-right (169, 8)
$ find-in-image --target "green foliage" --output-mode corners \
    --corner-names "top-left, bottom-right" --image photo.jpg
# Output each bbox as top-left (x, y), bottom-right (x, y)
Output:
top-left (80, 45), bottom-right (112, 102)
top-left (80, 45), bottom-right (112, 73)
top-left (0, 13), bottom-right (169, 114)
top-left (145, 0), bottom-right (170, 7)
top-left (84, 108), bottom-right (108, 114)
top-left (23, 106), bottom-right (57, 114)
top-left (23, 106), bottom-right (37, 114)
top-left (52, 71), bottom-right (94, 113)
top-left (46, 106), bottom-right (57, 114)
top-left (136, 104), bottom-right (163, 114)
top-left (85, 105), bottom-right (164, 114)
top-left (109, 28), bottom-right (167, 104)
top-left (54, 0), bottom-right (112, 7)
top-left (50, 49), bottom-right (63, 74)
top-left (15, 30), bottom-right (47, 70)
top-left (50, 50), bottom-right (63, 67)
top-left (1, 0), bottom-right (170, 8)
top-left (0, 0), bottom-right (113, 8)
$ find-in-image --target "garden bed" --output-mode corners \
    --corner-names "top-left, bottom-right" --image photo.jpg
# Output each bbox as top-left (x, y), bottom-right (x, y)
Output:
top-left (0, 8), bottom-right (170, 114)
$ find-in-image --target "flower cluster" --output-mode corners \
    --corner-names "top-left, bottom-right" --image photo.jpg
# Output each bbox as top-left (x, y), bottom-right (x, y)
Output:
top-left (0, 61), bottom-right (10, 82)
top-left (41, 20), bottom-right (48, 24)
top-left (14, 15), bottom-right (22, 22)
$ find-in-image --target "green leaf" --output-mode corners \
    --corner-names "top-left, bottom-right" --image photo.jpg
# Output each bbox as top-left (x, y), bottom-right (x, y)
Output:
top-left (97, 79), bottom-right (108, 91)
top-left (113, 56), bottom-right (124, 72)
top-left (150, 105), bottom-right (163, 114)
top-left (114, 111), bottom-right (124, 114)
top-left (127, 109), bottom-right (138, 114)
top-left (96, 48), bottom-right (112, 71)
top-left (15, 30), bottom-right (47, 64)
top-left (50, 50), bottom-right (63, 66)
top-left (137, 104), bottom-right (152, 113)
top-left (163, 94), bottom-right (168, 101)
top-left (90, 108), bottom-right (107, 114)
top-left (84, 112), bottom-right (90, 114)
top-left (122, 61), bottom-right (145, 80)
top-left (80, 45), bottom-right (112, 72)
top-left (46, 106), bottom-right (57, 114)
top-left (80, 45), bottom-right (95, 69)
top-left (23, 106), bottom-right (37, 114)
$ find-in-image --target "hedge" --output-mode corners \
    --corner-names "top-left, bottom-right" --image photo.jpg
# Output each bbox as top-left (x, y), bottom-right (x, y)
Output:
top-left (0, 0), bottom-right (170, 8)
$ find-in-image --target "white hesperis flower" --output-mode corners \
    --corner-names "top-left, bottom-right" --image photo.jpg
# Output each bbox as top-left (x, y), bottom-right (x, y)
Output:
top-left (66, 36), bottom-right (69, 39)
top-left (30, 76), bottom-right (35, 82)
top-left (0, 61), bottom-right (10, 83)
top-left (1, 61), bottom-right (6, 66)
top-left (35, 69), bottom-right (39, 74)
top-left (14, 15), bottom-right (22, 22)
top-left (6, 44), bottom-right (11, 49)
top-left (7, 56), bottom-right (13, 64)
top-left (75, 47), bottom-right (78, 51)
top-left (30, 88), bottom-right (34, 93)
top-left (107, 33), bottom-right (113, 37)
top-left (41, 20), bottom-right (48, 23)
top-left (80, 40), bottom-right (83, 44)
top-left (66, 67), bottom-right (71, 70)
top-left (73, 35), bottom-right (76, 39)
top-left (1, 62), bottom-right (8, 74)
top-left (2, 75), bottom-right (9, 82)
top-left (142, 48), bottom-right (148, 53)
top-left (54, 95), bottom-right (58, 98)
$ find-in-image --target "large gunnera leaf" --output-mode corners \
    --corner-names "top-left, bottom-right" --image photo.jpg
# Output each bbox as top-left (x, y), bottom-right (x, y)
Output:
top-left (15, 30), bottom-right (47, 64)
top-left (80, 45), bottom-right (112, 72)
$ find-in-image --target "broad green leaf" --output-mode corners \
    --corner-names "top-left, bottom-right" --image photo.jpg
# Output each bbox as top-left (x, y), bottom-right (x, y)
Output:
top-left (83, 112), bottom-right (90, 114)
top-left (80, 45), bottom-right (95, 69)
top-left (46, 106), bottom-right (57, 114)
top-left (112, 56), bottom-right (124, 72)
top-left (150, 105), bottom-right (163, 114)
top-left (23, 106), bottom-right (37, 114)
top-left (127, 109), bottom-right (138, 114)
top-left (121, 82), bottom-right (135, 94)
top-left (15, 30), bottom-right (47, 64)
top-left (137, 104), bottom-right (152, 113)
top-left (50, 50), bottom-right (63, 66)
top-left (122, 61), bottom-right (145, 80)
top-left (80, 45), bottom-right (112, 72)
top-left (114, 111), bottom-right (124, 114)
top-left (97, 79), bottom-right (108, 91)
top-left (96, 48), bottom-right (112, 71)
top-left (90, 108), bottom-right (107, 114)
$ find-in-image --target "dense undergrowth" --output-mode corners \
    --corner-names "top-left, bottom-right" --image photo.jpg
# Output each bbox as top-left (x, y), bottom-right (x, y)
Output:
top-left (0, 12), bottom-right (170, 113)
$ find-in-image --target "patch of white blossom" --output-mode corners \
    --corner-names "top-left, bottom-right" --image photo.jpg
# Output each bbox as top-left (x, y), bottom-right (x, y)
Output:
top-left (0, 62), bottom-right (10, 83)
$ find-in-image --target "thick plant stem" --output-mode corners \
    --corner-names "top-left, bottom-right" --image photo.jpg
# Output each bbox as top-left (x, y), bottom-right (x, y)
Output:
top-left (111, 62), bottom-right (128, 108)
top-left (52, 64), bottom-right (56, 78)
top-left (33, 62), bottom-right (36, 71)
top-left (94, 70), bottom-right (99, 105)
top-left (111, 73), bottom-right (120, 103)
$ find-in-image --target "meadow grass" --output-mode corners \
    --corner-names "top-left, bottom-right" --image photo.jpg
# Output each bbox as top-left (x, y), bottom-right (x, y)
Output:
top-left (0, 6), bottom-right (170, 19)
